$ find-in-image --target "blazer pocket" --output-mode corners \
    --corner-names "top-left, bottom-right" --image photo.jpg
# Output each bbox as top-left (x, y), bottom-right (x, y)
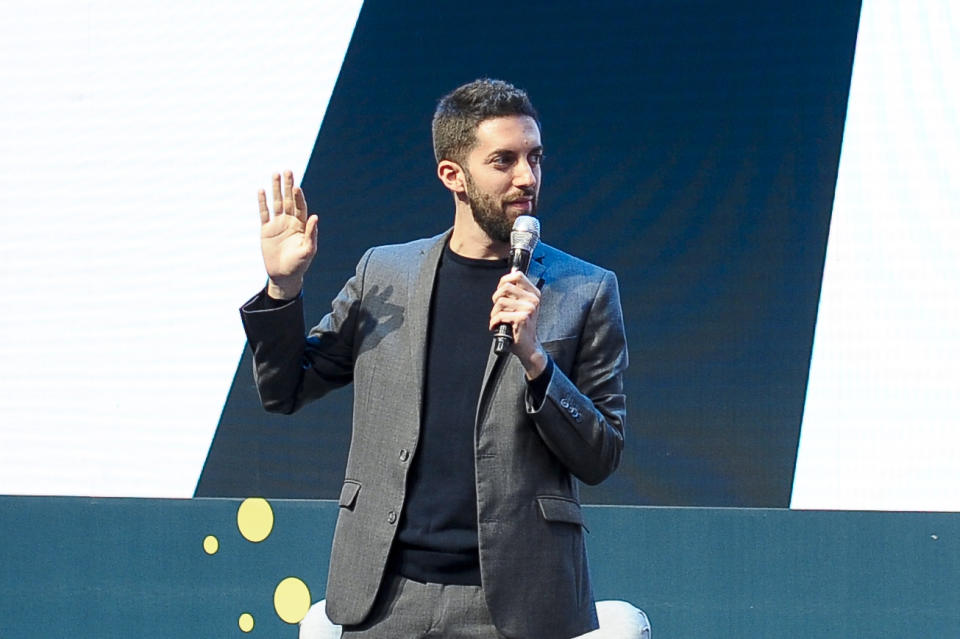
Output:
top-left (536, 495), bottom-right (588, 530)
top-left (338, 480), bottom-right (361, 510)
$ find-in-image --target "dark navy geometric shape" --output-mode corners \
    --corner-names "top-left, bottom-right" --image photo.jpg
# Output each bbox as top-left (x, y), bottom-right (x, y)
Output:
top-left (197, 0), bottom-right (862, 506)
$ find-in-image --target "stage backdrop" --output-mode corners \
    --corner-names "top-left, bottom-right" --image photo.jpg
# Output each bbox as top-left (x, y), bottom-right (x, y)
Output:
top-left (2, 0), bottom-right (958, 511)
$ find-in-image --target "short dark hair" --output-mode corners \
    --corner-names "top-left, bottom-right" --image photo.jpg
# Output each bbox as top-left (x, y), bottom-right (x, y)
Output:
top-left (432, 78), bottom-right (540, 164)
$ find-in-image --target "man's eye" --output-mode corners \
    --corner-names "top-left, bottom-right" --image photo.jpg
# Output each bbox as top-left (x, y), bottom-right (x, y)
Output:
top-left (530, 153), bottom-right (544, 166)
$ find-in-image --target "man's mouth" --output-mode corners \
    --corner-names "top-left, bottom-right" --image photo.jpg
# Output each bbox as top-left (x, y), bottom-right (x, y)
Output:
top-left (506, 197), bottom-right (534, 212)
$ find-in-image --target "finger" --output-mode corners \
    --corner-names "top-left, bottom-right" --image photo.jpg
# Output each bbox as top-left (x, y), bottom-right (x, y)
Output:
top-left (492, 281), bottom-right (520, 302)
top-left (500, 270), bottom-right (526, 284)
top-left (304, 214), bottom-right (319, 252)
top-left (499, 298), bottom-right (537, 316)
top-left (272, 173), bottom-right (282, 215)
top-left (492, 292), bottom-right (522, 309)
top-left (495, 274), bottom-right (525, 298)
top-left (489, 309), bottom-right (511, 331)
top-left (501, 271), bottom-right (539, 293)
top-left (489, 298), bottom-right (511, 328)
top-left (489, 309), bottom-right (533, 332)
top-left (489, 309), bottom-right (510, 331)
top-left (258, 189), bottom-right (269, 224)
top-left (490, 299), bottom-right (536, 325)
top-left (508, 282), bottom-right (540, 304)
top-left (492, 282), bottom-right (536, 303)
top-left (294, 186), bottom-right (308, 222)
top-left (283, 170), bottom-right (295, 215)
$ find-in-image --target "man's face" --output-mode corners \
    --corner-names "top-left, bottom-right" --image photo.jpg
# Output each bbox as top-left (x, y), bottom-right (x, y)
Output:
top-left (461, 115), bottom-right (542, 243)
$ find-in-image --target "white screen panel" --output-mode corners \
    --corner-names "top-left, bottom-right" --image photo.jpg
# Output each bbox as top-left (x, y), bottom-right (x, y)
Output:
top-left (0, 0), bottom-right (363, 497)
top-left (793, 1), bottom-right (960, 510)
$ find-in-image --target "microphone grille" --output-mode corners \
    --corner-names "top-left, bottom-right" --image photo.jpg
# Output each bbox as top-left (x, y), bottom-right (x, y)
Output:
top-left (510, 215), bottom-right (540, 251)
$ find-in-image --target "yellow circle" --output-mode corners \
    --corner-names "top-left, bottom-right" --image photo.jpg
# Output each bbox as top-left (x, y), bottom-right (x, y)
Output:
top-left (237, 497), bottom-right (274, 543)
top-left (202, 535), bottom-right (219, 555)
top-left (238, 612), bottom-right (254, 633)
top-left (274, 577), bottom-right (311, 624)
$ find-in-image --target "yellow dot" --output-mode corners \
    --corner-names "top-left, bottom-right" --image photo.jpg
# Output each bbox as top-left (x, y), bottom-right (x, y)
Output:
top-left (202, 535), bottom-right (219, 555)
top-left (238, 612), bottom-right (254, 633)
top-left (274, 577), bottom-right (311, 624)
top-left (237, 497), bottom-right (274, 543)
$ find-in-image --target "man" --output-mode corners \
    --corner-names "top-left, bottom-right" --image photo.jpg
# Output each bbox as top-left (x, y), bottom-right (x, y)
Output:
top-left (241, 79), bottom-right (628, 639)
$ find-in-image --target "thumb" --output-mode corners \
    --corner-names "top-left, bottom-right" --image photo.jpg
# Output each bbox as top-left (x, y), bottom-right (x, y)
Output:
top-left (304, 214), bottom-right (319, 252)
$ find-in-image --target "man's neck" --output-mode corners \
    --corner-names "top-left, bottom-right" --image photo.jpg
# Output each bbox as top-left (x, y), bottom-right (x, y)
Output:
top-left (449, 208), bottom-right (509, 260)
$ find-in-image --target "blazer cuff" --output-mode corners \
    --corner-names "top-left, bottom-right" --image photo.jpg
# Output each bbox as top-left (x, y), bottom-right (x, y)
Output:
top-left (242, 286), bottom-right (302, 312)
top-left (525, 355), bottom-right (555, 410)
top-left (240, 288), bottom-right (306, 341)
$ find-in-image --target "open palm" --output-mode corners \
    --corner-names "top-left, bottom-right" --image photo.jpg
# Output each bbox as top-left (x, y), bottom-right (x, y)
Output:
top-left (259, 171), bottom-right (318, 299)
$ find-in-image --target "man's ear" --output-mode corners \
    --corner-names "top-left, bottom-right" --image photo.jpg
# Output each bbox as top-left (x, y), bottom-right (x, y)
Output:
top-left (437, 160), bottom-right (466, 193)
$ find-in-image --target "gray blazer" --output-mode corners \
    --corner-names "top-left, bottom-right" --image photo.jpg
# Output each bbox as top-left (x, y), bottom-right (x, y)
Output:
top-left (241, 230), bottom-right (628, 639)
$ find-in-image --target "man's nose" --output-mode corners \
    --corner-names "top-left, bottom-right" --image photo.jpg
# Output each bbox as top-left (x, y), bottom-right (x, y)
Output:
top-left (513, 160), bottom-right (537, 188)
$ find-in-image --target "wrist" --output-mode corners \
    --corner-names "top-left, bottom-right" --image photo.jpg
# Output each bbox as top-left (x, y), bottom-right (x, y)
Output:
top-left (266, 277), bottom-right (302, 301)
top-left (522, 344), bottom-right (549, 381)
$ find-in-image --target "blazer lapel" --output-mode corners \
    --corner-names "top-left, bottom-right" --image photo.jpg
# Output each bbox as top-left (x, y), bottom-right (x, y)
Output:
top-left (407, 230), bottom-right (451, 430)
top-left (526, 246), bottom-right (547, 290)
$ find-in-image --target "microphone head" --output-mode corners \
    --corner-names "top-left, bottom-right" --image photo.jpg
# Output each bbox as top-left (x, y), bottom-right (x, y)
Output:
top-left (510, 215), bottom-right (540, 252)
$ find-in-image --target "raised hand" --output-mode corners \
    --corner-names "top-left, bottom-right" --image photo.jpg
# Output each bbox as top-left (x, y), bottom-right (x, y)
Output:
top-left (258, 170), bottom-right (318, 300)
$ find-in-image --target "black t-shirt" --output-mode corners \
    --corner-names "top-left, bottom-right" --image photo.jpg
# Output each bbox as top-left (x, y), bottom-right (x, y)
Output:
top-left (393, 243), bottom-right (509, 585)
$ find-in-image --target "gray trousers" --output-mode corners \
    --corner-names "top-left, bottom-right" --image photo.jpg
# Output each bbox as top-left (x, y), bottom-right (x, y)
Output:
top-left (341, 573), bottom-right (506, 639)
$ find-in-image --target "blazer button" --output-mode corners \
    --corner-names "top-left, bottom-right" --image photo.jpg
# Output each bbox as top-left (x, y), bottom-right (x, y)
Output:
top-left (399, 449), bottom-right (409, 462)
top-left (387, 511), bottom-right (397, 524)
top-left (560, 398), bottom-right (570, 408)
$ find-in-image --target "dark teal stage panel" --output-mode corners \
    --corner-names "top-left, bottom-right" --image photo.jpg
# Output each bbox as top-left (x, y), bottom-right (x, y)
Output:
top-left (587, 507), bottom-right (959, 637)
top-left (0, 497), bottom-right (335, 638)
top-left (1, 497), bottom-right (957, 638)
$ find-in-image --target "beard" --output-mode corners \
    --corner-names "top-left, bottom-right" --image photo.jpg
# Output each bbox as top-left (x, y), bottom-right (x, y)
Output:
top-left (463, 170), bottom-right (537, 244)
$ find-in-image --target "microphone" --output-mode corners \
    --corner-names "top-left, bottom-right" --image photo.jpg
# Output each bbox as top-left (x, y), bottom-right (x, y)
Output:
top-left (493, 215), bottom-right (541, 355)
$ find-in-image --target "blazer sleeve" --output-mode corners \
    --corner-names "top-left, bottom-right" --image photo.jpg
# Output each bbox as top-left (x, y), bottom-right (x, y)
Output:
top-left (239, 248), bottom-right (373, 414)
top-left (525, 269), bottom-right (628, 485)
